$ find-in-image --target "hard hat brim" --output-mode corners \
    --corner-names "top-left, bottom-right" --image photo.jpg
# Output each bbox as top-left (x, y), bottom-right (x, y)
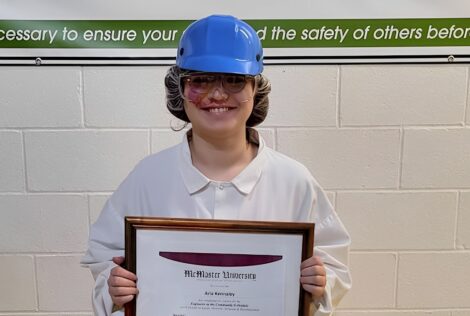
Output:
top-left (180, 55), bottom-right (263, 76)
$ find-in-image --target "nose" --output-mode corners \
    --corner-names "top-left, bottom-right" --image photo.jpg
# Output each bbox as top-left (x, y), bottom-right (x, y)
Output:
top-left (207, 80), bottom-right (229, 100)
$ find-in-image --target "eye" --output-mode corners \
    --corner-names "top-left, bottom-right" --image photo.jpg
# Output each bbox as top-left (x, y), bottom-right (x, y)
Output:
top-left (223, 75), bottom-right (246, 92)
top-left (224, 75), bottom-right (245, 85)
top-left (191, 75), bottom-right (216, 86)
top-left (190, 76), bottom-right (206, 85)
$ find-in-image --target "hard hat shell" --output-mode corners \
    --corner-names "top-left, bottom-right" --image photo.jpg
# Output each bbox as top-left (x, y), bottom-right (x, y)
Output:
top-left (176, 15), bottom-right (263, 75)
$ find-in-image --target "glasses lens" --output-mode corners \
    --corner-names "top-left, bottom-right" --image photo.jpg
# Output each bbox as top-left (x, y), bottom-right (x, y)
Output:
top-left (180, 73), bottom-right (253, 101)
top-left (187, 75), bottom-right (217, 94)
top-left (222, 75), bottom-right (248, 93)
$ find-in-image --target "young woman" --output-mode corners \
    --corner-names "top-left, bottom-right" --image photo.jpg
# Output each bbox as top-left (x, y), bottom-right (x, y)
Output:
top-left (82, 14), bottom-right (351, 316)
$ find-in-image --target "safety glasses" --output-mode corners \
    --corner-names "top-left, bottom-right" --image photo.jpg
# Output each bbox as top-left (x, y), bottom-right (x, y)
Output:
top-left (179, 73), bottom-right (255, 98)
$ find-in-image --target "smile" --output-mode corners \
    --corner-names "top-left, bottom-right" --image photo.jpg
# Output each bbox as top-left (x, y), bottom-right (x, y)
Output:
top-left (204, 107), bottom-right (232, 113)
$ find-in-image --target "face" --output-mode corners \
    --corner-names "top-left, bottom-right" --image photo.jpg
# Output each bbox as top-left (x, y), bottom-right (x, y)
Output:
top-left (181, 73), bottom-right (255, 139)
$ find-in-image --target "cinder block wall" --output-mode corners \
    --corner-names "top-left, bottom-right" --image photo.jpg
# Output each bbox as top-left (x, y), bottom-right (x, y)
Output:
top-left (0, 64), bottom-right (469, 315)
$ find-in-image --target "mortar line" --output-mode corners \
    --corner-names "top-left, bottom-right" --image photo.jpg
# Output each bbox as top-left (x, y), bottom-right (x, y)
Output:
top-left (336, 65), bottom-right (342, 128)
top-left (320, 187), bottom-right (467, 192)
top-left (394, 251), bottom-right (399, 308)
top-left (335, 308), bottom-right (470, 312)
top-left (32, 254), bottom-right (40, 311)
top-left (21, 131), bottom-right (29, 193)
top-left (1, 252), bottom-right (87, 256)
top-left (79, 66), bottom-right (86, 128)
top-left (398, 127), bottom-right (405, 190)
top-left (15, 127), bottom-right (152, 132)
top-left (351, 249), bottom-right (470, 254)
top-left (87, 194), bottom-right (92, 228)
top-left (0, 191), bottom-right (113, 196)
top-left (454, 191), bottom-right (461, 249)
top-left (333, 188), bottom-right (462, 193)
top-left (6, 188), bottom-right (466, 194)
top-left (13, 125), bottom-right (470, 132)
top-left (464, 66), bottom-right (469, 127)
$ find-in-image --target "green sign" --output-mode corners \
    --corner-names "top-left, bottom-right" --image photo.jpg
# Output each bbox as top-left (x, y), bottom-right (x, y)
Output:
top-left (1, 18), bottom-right (470, 49)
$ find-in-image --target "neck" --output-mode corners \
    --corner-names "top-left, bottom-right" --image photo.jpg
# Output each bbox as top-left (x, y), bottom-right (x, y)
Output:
top-left (189, 129), bottom-right (257, 181)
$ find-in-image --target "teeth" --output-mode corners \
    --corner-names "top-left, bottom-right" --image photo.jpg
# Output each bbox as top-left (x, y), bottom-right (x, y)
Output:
top-left (208, 107), bottom-right (229, 113)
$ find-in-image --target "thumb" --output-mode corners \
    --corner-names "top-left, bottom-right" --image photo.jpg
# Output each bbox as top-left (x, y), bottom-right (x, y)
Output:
top-left (112, 256), bottom-right (125, 265)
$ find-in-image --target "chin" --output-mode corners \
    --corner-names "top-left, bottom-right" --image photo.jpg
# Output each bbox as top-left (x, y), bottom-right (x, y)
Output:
top-left (194, 123), bottom-right (244, 137)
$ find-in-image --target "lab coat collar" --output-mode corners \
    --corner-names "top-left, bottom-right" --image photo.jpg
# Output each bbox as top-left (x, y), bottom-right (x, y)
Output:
top-left (178, 130), bottom-right (267, 195)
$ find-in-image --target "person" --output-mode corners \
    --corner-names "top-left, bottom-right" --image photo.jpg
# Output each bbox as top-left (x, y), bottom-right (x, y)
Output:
top-left (81, 14), bottom-right (351, 316)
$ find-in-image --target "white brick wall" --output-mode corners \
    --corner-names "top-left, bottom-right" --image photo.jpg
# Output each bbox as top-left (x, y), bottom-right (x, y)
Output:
top-left (88, 194), bottom-right (110, 225)
top-left (457, 192), bottom-right (470, 249)
top-left (263, 66), bottom-right (338, 127)
top-left (402, 128), bottom-right (470, 188)
top-left (1, 64), bottom-right (469, 315)
top-left (335, 312), bottom-right (451, 316)
top-left (0, 195), bottom-right (89, 252)
top-left (336, 192), bottom-right (457, 250)
top-left (0, 255), bottom-right (36, 311)
top-left (0, 131), bottom-right (24, 192)
top-left (397, 253), bottom-right (470, 308)
top-left (36, 255), bottom-right (95, 311)
top-left (24, 130), bottom-right (149, 191)
top-left (0, 67), bottom-right (82, 128)
top-left (340, 66), bottom-right (467, 126)
top-left (339, 253), bottom-right (397, 308)
top-left (277, 128), bottom-right (401, 189)
top-left (83, 67), bottom-right (170, 127)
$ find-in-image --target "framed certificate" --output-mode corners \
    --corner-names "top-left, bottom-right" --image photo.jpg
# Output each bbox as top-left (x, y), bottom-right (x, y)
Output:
top-left (125, 216), bottom-right (315, 316)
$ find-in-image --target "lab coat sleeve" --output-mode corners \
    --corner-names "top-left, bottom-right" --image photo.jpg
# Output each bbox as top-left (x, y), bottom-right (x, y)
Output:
top-left (81, 164), bottom-right (144, 315)
top-left (309, 181), bottom-right (352, 315)
top-left (81, 197), bottom-right (126, 316)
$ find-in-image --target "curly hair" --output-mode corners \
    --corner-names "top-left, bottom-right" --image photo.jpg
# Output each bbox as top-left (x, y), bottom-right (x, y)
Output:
top-left (164, 65), bottom-right (271, 129)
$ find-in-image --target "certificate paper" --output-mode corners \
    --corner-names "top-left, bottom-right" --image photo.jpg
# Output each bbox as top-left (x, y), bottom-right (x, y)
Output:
top-left (125, 218), bottom-right (314, 316)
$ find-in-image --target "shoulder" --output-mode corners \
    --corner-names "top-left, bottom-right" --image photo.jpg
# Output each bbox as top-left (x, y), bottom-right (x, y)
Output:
top-left (108, 142), bottom-right (182, 207)
top-left (138, 144), bottom-right (179, 167)
top-left (263, 147), bottom-right (314, 182)
top-left (116, 142), bottom-right (181, 190)
top-left (133, 143), bottom-right (180, 174)
top-left (261, 147), bottom-right (330, 200)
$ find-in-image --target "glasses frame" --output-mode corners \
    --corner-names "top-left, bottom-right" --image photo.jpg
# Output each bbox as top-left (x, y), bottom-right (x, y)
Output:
top-left (179, 72), bottom-right (255, 100)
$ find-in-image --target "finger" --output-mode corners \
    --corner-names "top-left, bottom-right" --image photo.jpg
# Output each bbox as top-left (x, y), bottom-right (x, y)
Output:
top-left (300, 275), bottom-right (327, 287)
top-left (112, 294), bottom-right (135, 307)
top-left (112, 256), bottom-right (125, 265)
top-left (300, 256), bottom-right (323, 269)
top-left (110, 266), bottom-right (137, 281)
top-left (302, 283), bottom-right (325, 299)
top-left (108, 275), bottom-right (138, 288)
top-left (109, 285), bottom-right (139, 297)
top-left (300, 265), bottom-right (326, 277)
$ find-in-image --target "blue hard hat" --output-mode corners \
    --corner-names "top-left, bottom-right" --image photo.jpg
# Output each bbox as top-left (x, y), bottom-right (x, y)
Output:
top-left (176, 15), bottom-right (263, 75)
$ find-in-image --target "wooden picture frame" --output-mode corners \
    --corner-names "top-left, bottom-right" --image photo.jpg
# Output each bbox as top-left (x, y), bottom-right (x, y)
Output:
top-left (125, 216), bottom-right (314, 316)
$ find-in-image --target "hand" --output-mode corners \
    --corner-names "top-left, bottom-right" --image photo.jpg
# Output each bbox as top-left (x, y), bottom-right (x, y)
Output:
top-left (108, 256), bottom-right (139, 308)
top-left (300, 256), bottom-right (326, 300)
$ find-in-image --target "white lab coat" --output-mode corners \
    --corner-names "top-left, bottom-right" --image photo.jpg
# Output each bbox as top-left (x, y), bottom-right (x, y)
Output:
top-left (82, 132), bottom-right (351, 315)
